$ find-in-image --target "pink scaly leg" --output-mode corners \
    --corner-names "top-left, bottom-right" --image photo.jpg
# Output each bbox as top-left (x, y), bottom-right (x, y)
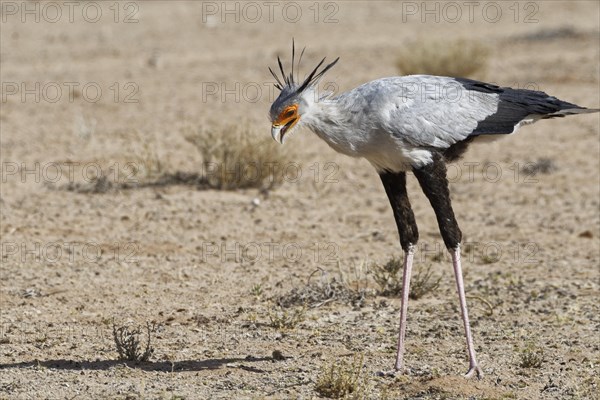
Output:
top-left (451, 246), bottom-right (483, 379)
top-left (394, 245), bottom-right (415, 372)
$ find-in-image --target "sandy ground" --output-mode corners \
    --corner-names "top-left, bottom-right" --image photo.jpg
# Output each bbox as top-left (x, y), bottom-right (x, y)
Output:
top-left (1, 1), bottom-right (599, 399)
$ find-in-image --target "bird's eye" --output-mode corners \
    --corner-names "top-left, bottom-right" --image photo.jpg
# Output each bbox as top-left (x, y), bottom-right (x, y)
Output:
top-left (283, 108), bottom-right (295, 118)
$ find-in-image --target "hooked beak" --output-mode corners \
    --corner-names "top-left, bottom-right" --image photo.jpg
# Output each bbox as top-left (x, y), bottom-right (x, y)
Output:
top-left (271, 117), bottom-right (298, 144)
top-left (271, 125), bottom-right (283, 144)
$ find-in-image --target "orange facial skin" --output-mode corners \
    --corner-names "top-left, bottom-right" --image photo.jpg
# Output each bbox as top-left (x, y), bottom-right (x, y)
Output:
top-left (273, 104), bottom-right (299, 139)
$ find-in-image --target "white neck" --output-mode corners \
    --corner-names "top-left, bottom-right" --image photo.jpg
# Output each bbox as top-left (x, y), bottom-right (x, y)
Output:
top-left (292, 85), bottom-right (436, 173)
top-left (300, 94), bottom-right (363, 157)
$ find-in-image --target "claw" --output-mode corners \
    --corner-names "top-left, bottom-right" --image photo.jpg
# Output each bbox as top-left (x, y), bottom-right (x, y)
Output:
top-left (464, 365), bottom-right (483, 379)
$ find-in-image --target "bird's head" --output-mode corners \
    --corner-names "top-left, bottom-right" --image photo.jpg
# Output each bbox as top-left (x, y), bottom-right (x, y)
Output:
top-left (269, 42), bottom-right (339, 144)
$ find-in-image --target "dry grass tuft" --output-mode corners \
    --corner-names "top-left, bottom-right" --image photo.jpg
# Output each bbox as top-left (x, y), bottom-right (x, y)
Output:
top-left (520, 344), bottom-right (545, 368)
top-left (130, 130), bottom-right (164, 180)
top-left (513, 26), bottom-right (581, 42)
top-left (267, 305), bottom-right (306, 330)
top-left (371, 257), bottom-right (404, 296)
top-left (371, 258), bottom-right (440, 300)
top-left (481, 253), bottom-right (500, 265)
top-left (112, 322), bottom-right (155, 363)
top-left (59, 124), bottom-right (289, 193)
top-left (276, 275), bottom-right (369, 309)
top-left (315, 354), bottom-right (368, 399)
top-left (396, 39), bottom-right (489, 78)
top-left (410, 264), bottom-right (442, 300)
top-left (185, 123), bottom-right (289, 191)
top-left (522, 158), bottom-right (557, 176)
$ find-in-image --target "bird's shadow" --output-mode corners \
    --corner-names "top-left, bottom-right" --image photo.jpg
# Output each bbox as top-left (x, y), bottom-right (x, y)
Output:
top-left (0, 356), bottom-right (275, 372)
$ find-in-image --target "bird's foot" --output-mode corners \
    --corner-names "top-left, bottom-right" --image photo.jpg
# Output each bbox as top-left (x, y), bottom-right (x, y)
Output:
top-left (376, 364), bottom-right (405, 378)
top-left (464, 364), bottom-right (483, 379)
top-left (376, 369), bottom-right (400, 378)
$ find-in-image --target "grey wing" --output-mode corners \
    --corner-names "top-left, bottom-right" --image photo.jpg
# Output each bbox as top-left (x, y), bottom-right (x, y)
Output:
top-left (377, 76), bottom-right (500, 149)
top-left (378, 76), bottom-right (594, 149)
top-left (452, 77), bottom-right (595, 134)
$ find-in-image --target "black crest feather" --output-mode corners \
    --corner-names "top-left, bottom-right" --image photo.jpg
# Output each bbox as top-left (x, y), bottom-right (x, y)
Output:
top-left (269, 41), bottom-right (339, 93)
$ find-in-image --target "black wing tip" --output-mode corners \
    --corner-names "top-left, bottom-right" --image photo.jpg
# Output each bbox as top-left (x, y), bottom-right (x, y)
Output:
top-left (551, 106), bottom-right (600, 115)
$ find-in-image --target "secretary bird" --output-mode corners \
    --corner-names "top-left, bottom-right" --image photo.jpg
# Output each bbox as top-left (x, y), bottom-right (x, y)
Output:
top-left (267, 43), bottom-right (599, 379)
